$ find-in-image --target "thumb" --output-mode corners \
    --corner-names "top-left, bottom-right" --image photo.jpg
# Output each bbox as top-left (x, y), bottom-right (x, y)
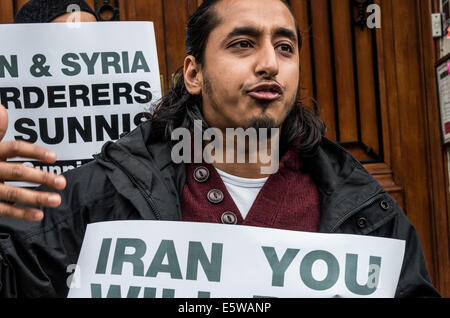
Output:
top-left (0, 105), bottom-right (9, 141)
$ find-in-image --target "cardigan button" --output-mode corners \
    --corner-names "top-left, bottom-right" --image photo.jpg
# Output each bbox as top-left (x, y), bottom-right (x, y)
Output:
top-left (221, 212), bottom-right (237, 225)
top-left (193, 166), bottom-right (210, 183)
top-left (207, 189), bottom-right (224, 204)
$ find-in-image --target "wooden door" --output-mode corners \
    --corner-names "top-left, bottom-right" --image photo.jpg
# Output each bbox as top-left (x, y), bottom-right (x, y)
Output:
top-left (290, 0), bottom-right (450, 296)
top-left (1, 0), bottom-right (449, 296)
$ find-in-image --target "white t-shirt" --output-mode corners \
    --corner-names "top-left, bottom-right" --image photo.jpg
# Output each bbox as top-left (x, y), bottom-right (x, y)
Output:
top-left (215, 168), bottom-right (268, 219)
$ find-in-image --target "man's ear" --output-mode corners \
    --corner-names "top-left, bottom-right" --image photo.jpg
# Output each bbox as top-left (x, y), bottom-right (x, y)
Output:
top-left (184, 55), bottom-right (202, 95)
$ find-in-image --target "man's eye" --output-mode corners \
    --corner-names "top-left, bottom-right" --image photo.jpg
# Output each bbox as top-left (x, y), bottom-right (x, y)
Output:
top-left (277, 44), bottom-right (294, 53)
top-left (230, 40), bottom-right (253, 49)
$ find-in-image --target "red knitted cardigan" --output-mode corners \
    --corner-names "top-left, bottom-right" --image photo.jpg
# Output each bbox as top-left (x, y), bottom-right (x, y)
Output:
top-left (181, 143), bottom-right (321, 232)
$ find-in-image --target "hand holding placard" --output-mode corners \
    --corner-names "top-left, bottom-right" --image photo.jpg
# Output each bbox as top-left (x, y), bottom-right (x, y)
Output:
top-left (0, 105), bottom-right (66, 221)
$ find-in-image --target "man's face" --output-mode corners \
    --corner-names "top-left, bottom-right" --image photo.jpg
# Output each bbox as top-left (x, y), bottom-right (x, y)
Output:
top-left (199, 0), bottom-right (300, 131)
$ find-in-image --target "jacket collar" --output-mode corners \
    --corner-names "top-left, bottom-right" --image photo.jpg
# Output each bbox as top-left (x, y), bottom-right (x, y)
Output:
top-left (96, 121), bottom-right (184, 221)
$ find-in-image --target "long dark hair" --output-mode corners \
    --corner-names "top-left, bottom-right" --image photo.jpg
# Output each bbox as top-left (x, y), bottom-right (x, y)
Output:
top-left (149, 0), bottom-right (325, 157)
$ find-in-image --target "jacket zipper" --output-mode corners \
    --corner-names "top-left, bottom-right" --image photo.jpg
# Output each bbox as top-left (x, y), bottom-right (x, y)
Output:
top-left (106, 156), bottom-right (162, 220)
top-left (329, 191), bottom-right (384, 233)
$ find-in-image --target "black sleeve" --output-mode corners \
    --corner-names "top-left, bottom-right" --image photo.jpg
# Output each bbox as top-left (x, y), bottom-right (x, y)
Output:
top-left (392, 211), bottom-right (441, 298)
top-left (0, 213), bottom-right (85, 297)
top-left (0, 161), bottom-right (110, 298)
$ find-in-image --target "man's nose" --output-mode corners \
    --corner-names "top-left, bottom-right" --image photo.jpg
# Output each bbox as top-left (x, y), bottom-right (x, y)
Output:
top-left (255, 42), bottom-right (279, 78)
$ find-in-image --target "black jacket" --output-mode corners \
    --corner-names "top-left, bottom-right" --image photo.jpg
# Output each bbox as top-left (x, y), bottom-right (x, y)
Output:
top-left (0, 122), bottom-right (441, 297)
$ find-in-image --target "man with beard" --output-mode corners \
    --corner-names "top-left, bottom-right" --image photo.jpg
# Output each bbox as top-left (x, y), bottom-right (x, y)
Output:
top-left (0, 0), bottom-right (440, 297)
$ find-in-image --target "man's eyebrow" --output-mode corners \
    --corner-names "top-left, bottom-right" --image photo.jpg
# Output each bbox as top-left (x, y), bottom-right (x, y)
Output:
top-left (223, 26), bottom-right (261, 42)
top-left (273, 27), bottom-right (298, 45)
top-left (222, 26), bottom-right (298, 45)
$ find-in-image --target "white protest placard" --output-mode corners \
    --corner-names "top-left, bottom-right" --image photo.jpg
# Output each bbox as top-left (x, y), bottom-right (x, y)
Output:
top-left (0, 22), bottom-right (161, 180)
top-left (67, 221), bottom-right (405, 298)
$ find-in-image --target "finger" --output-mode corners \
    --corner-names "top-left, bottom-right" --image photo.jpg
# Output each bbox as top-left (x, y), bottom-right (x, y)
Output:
top-left (0, 183), bottom-right (62, 208)
top-left (0, 202), bottom-right (43, 221)
top-left (0, 163), bottom-right (66, 190)
top-left (0, 140), bottom-right (57, 163)
top-left (0, 105), bottom-right (8, 141)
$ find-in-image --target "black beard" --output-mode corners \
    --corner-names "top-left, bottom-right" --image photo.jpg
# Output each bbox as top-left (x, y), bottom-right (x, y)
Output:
top-left (247, 114), bottom-right (278, 139)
